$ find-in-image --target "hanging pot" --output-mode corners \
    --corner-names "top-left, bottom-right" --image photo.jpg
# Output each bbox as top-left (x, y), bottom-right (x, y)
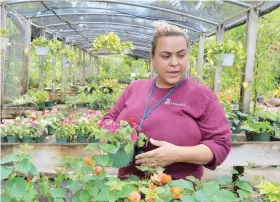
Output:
top-left (222, 53), bottom-right (235, 66)
top-left (0, 37), bottom-right (9, 50)
top-left (35, 46), bottom-right (50, 56)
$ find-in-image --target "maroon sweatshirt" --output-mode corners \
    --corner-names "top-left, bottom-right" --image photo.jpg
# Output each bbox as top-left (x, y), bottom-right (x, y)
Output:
top-left (102, 77), bottom-right (231, 180)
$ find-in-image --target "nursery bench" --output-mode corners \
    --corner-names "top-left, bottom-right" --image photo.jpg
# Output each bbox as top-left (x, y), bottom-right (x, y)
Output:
top-left (1, 142), bottom-right (280, 179)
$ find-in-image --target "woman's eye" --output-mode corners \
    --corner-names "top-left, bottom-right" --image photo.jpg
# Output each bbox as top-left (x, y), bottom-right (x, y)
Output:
top-left (162, 55), bottom-right (169, 58)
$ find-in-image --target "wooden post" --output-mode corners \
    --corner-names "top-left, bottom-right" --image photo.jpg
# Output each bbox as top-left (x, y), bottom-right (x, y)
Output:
top-left (187, 43), bottom-right (192, 77)
top-left (73, 46), bottom-right (77, 85)
top-left (79, 49), bottom-right (82, 84)
top-left (89, 55), bottom-right (92, 79)
top-left (21, 20), bottom-right (31, 95)
top-left (241, 8), bottom-right (258, 113)
top-left (61, 40), bottom-right (66, 89)
top-left (0, 4), bottom-right (7, 121)
top-left (38, 28), bottom-right (45, 90)
top-left (197, 34), bottom-right (205, 83)
top-left (83, 50), bottom-right (86, 83)
top-left (213, 25), bottom-right (224, 94)
top-left (69, 43), bottom-right (73, 85)
top-left (52, 34), bottom-right (57, 93)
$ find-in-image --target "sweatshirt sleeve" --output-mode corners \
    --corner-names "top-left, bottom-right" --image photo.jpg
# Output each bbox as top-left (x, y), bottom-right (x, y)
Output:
top-left (101, 82), bottom-right (135, 122)
top-left (198, 95), bottom-right (232, 170)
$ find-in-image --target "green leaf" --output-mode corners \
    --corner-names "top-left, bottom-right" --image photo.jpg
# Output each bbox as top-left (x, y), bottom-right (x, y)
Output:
top-left (135, 166), bottom-right (150, 172)
top-left (230, 169), bottom-right (239, 175)
top-left (139, 188), bottom-right (150, 194)
top-left (95, 188), bottom-right (109, 201)
top-left (84, 143), bottom-right (99, 150)
top-left (235, 181), bottom-right (253, 192)
top-left (6, 177), bottom-right (28, 199)
top-left (81, 165), bottom-right (93, 174)
top-left (169, 180), bottom-right (194, 191)
top-left (23, 186), bottom-right (37, 202)
top-left (79, 190), bottom-right (92, 202)
top-left (54, 199), bottom-right (64, 202)
top-left (1, 166), bottom-right (13, 180)
top-left (155, 187), bottom-right (166, 194)
top-left (217, 176), bottom-right (232, 185)
top-left (1, 154), bottom-right (20, 164)
top-left (212, 189), bottom-right (236, 202)
top-left (95, 155), bottom-right (112, 166)
top-left (66, 180), bottom-right (80, 194)
top-left (86, 184), bottom-right (99, 197)
top-left (202, 181), bottom-right (220, 194)
top-left (1, 194), bottom-right (11, 202)
top-left (100, 144), bottom-right (118, 154)
top-left (40, 181), bottom-right (51, 195)
top-left (14, 159), bottom-right (31, 176)
top-left (108, 190), bottom-right (121, 201)
top-left (237, 189), bottom-right (251, 199)
top-left (180, 195), bottom-right (195, 202)
top-left (120, 185), bottom-right (135, 197)
top-left (29, 163), bottom-right (39, 176)
top-left (50, 188), bottom-right (66, 198)
top-left (194, 190), bottom-right (211, 202)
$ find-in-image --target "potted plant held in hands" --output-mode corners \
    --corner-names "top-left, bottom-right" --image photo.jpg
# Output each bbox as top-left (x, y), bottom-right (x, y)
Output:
top-left (98, 118), bottom-right (147, 168)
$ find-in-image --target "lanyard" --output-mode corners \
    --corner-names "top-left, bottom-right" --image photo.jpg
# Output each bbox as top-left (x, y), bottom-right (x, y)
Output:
top-left (139, 76), bottom-right (187, 129)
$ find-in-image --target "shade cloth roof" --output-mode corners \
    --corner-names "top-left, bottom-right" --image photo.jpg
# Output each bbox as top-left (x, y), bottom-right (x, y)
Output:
top-left (3, 0), bottom-right (280, 58)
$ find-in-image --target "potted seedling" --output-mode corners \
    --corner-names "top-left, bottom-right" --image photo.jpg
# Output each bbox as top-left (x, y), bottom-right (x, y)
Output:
top-left (54, 120), bottom-right (76, 144)
top-left (241, 116), bottom-right (273, 141)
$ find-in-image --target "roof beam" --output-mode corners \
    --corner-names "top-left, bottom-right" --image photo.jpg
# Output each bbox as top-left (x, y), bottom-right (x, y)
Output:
top-left (44, 22), bottom-right (154, 30)
top-left (223, 0), bottom-right (251, 8)
top-left (7, 0), bottom-right (219, 26)
top-left (60, 28), bottom-right (152, 38)
top-left (29, 12), bottom-right (201, 32)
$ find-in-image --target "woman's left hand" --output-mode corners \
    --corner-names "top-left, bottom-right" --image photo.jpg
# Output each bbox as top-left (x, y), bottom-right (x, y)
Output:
top-left (135, 138), bottom-right (180, 168)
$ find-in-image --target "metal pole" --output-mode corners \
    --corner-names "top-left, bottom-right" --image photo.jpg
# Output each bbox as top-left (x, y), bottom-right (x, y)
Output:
top-left (197, 34), bottom-right (205, 83)
top-left (0, 4), bottom-right (7, 122)
top-left (241, 8), bottom-right (258, 113)
top-left (213, 25), bottom-right (224, 93)
top-left (39, 28), bottom-right (45, 90)
top-left (52, 34), bottom-right (57, 93)
top-left (61, 40), bottom-right (66, 89)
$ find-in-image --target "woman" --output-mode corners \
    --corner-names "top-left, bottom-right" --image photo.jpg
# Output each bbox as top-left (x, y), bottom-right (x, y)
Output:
top-left (101, 23), bottom-right (231, 180)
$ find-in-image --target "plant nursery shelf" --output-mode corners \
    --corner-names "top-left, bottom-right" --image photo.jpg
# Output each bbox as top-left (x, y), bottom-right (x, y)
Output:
top-left (1, 142), bottom-right (280, 174)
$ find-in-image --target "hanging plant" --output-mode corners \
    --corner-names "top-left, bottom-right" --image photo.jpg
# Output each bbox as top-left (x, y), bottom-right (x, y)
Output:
top-left (205, 40), bottom-right (246, 67)
top-left (32, 36), bottom-right (50, 56)
top-left (92, 32), bottom-right (134, 55)
top-left (0, 28), bottom-right (10, 50)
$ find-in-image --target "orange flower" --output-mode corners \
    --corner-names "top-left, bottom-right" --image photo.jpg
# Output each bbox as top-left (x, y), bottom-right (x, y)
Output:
top-left (127, 191), bottom-right (141, 202)
top-left (94, 166), bottom-right (104, 176)
top-left (151, 173), bottom-right (172, 185)
top-left (84, 157), bottom-right (93, 166)
top-left (26, 178), bottom-right (32, 182)
top-left (146, 199), bottom-right (154, 202)
top-left (170, 187), bottom-right (181, 199)
top-left (148, 183), bottom-right (157, 189)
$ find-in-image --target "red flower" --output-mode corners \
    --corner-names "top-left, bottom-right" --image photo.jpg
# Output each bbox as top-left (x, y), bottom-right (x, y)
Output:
top-left (274, 47), bottom-right (278, 51)
top-left (128, 118), bottom-right (136, 124)
top-left (41, 111), bottom-right (46, 115)
top-left (130, 133), bottom-right (138, 143)
top-left (268, 50), bottom-right (273, 54)
top-left (31, 116), bottom-right (38, 121)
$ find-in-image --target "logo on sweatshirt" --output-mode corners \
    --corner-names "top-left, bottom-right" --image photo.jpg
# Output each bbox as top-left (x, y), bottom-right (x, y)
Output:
top-left (165, 99), bottom-right (186, 107)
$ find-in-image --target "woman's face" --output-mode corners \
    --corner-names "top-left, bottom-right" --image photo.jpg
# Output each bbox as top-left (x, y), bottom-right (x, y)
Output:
top-left (151, 36), bottom-right (188, 88)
